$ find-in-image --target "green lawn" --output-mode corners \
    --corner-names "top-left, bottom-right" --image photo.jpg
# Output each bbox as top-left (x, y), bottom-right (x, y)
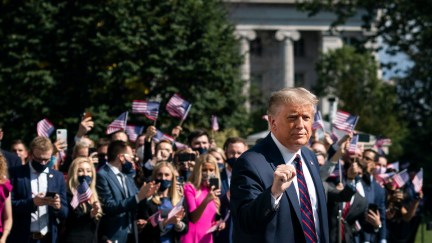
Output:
top-left (415, 223), bottom-right (432, 243)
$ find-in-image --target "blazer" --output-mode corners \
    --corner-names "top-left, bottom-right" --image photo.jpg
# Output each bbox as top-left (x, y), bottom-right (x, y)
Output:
top-left (96, 164), bottom-right (141, 243)
top-left (9, 164), bottom-right (68, 243)
top-left (220, 168), bottom-right (230, 197)
top-left (1, 149), bottom-right (22, 172)
top-left (358, 177), bottom-right (387, 242)
top-left (230, 134), bottom-right (329, 243)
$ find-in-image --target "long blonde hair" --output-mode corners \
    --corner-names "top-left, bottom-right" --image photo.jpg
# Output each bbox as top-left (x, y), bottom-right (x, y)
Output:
top-left (0, 153), bottom-right (8, 183)
top-left (188, 154), bottom-right (220, 212)
top-left (67, 157), bottom-right (101, 216)
top-left (150, 162), bottom-right (182, 206)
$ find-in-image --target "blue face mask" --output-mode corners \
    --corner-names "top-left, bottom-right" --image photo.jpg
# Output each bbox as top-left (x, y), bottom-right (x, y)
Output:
top-left (122, 161), bottom-right (136, 177)
top-left (218, 163), bottom-right (225, 171)
top-left (226, 158), bottom-right (237, 167)
top-left (78, 175), bottom-right (92, 185)
top-left (193, 147), bottom-right (207, 155)
top-left (156, 179), bottom-right (172, 192)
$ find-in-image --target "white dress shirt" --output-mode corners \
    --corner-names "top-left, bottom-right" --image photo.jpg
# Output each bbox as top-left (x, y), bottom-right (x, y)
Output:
top-left (30, 164), bottom-right (49, 234)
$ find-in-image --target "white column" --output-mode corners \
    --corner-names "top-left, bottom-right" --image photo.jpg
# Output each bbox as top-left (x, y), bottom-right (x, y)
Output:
top-left (275, 30), bottom-right (300, 88)
top-left (234, 30), bottom-right (256, 112)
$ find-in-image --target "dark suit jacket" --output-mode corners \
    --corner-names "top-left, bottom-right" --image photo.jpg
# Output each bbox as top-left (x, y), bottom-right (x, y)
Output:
top-left (220, 168), bottom-right (230, 197)
top-left (96, 164), bottom-right (141, 243)
top-left (1, 149), bottom-right (22, 172)
top-left (230, 134), bottom-right (329, 243)
top-left (9, 164), bottom-right (68, 243)
top-left (359, 177), bottom-right (387, 242)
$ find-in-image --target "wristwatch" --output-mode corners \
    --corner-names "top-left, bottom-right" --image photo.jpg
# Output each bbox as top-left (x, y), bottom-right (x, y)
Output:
top-left (374, 224), bottom-right (382, 232)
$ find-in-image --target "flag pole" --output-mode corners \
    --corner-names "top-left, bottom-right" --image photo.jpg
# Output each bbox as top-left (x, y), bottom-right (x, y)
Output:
top-left (124, 111), bottom-right (129, 130)
top-left (178, 104), bottom-right (191, 127)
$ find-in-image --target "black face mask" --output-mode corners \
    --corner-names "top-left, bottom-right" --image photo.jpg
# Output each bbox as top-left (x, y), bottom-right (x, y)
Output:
top-left (31, 160), bottom-right (48, 173)
top-left (226, 158), bottom-right (237, 167)
top-left (155, 179), bottom-right (172, 192)
top-left (78, 175), bottom-right (92, 185)
top-left (193, 147), bottom-right (207, 155)
top-left (122, 160), bottom-right (136, 178)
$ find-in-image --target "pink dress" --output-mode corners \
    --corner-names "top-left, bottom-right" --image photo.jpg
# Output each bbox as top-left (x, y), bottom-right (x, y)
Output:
top-left (0, 180), bottom-right (12, 233)
top-left (181, 182), bottom-right (217, 243)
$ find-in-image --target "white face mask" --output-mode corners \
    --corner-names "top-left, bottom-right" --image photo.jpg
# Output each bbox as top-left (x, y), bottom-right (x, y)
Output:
top-left (201, 171), bottom-right (215, 183)
top-left (374, 166), bottom-right (386, 175)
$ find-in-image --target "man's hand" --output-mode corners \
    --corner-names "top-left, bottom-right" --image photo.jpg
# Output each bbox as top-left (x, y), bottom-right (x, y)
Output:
top-left (76, 117), bottom-right (94, 138)
top-left (53, 139), bottom-right (67, 154)
top-left (366, 209), bottom-right (381, 229)
top-left (47, 194), bottom-right (62, 210)
top-left (347, 162), bottom-right (360, 180)
top-left (271, 164), bottom-right (296, 198)
top-left (171, 126), bottom-right (182, 139)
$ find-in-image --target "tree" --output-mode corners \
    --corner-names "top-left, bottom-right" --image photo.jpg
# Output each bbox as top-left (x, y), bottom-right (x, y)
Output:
top-left (299, 0), bottom-right (432, 175)
top-left (314, 46), bottom-right (408, 159)
top-left (0, 0), bottom-right (247, 145)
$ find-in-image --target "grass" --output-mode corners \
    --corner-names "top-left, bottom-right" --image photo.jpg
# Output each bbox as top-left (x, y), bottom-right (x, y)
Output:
top-left (415, 223), bottom-right (432, 243)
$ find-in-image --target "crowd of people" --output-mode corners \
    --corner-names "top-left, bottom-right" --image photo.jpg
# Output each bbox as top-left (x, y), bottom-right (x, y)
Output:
top-left (0, 87), bottom-right (425, 243)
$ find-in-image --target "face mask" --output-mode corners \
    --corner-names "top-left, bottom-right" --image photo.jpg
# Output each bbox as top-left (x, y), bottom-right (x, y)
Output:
top-left (217, 163), bottom-right (225, 171)
top-left (193, 147), bottom-right (207, 155)
top-left (181, 170), bottom-right (191, 181)
top-left (226, 158), bottom-right (236, 167)
top-left (122, 161), bottom-right (136, 177)
top-left (374, 167), bottom-right (386, 175)
top-left (78, 175), bottom-right (92, 185)
top-left (156, 179), bottom-right (172, 192)
top-left (31, 160), bottom-right (48, 173)
top-left (201, 172), bottom-right (214, 184)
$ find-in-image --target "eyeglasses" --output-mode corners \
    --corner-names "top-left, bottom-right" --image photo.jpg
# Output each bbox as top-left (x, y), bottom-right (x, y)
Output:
top-left (364, 156), bottom-right (374, 161)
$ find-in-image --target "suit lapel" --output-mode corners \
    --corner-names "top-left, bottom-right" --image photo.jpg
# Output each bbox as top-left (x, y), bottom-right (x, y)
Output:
top-left (262, 135), bottom-right (302, 222)
top-left (104, 165), bottom-right (127, 198)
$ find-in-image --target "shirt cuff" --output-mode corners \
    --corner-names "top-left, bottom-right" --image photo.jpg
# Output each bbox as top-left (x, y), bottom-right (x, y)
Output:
top-left (135, 194), bottom-right (140, 203)
top-left (271, 193), bottom-right (282, 209)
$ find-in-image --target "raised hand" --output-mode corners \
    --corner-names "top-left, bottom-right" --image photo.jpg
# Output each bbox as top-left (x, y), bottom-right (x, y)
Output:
top-left (271, 164), bottom-right (296, 198)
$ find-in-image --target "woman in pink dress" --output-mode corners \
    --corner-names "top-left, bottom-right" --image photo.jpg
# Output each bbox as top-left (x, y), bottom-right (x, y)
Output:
top-left (0, 153), bottom-right (12, 243)
top-left (181, 154), bottom-right (224, 243)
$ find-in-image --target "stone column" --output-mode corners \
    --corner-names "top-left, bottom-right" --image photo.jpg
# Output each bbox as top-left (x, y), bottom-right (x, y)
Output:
top-left (234, 30), bottom-right (256, 112)
top-left (275, 30), bottom-right (300, 88)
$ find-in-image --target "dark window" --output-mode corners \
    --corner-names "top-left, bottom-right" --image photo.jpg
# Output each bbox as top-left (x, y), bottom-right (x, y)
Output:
top-left (294, 38), bottom-right (305, 57)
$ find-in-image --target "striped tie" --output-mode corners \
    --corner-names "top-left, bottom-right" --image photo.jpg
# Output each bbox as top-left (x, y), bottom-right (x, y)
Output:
top-left (294, 155), bottom-right (318, 243)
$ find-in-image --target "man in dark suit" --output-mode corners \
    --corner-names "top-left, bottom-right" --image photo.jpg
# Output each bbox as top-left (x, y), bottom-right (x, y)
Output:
top-left (9, 136), bottom-right (68, 243)
top-left (96, 140), bottom-right (158, 243)
top-left (231, 87), bottom-right (329, 243)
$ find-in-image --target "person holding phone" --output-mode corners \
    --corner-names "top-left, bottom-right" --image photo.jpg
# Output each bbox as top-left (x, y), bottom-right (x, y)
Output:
top-left (181, 154), bottom-right (224, 243)
top-left (138, 162), bottom-right (187, 242)
top-left (0, 153), bottom-right (12, 243)
top-left (9, 136), bottom-right (68, 243)
top-left (174, 149), bottom-right (197, 183)
top-left (61, 157), bottom-right (102, 243)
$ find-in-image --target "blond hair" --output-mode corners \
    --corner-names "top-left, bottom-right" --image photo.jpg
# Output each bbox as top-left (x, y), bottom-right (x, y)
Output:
top-left (0, 153), bottom-right (8, 183)
top-left (150, 162), bottom-right (182, 206)
top-left (67, 157), bottom-right (102, 218)
top-left (268, 87), bottom-right (318, 116)
top-left (30, 136), bottom-right (53, 152)
top-left (188, 154), bottom-right (220, 212)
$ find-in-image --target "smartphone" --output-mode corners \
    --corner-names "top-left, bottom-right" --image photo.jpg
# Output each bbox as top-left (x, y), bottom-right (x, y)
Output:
top-left (45, 192), bottom-right (56, 198)
top-left (56, 129), bottom-right (67, 142)
top-left (209, 177), bottom-right (219, 189)
top-left (177, 153), bottom-right (196, 162)
top-left (176, 176), bottom-right (185, 184)
top-left (88, 147), bottom-right (98, 156)
top-left (368, 203), bottom-right (378, 213)
top-left (82, 111), bottom-right (92, 120)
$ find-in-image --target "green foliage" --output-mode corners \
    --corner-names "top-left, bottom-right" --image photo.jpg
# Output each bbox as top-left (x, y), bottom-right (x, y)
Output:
top-left (0, 0), bottom-right (248, 146)
top-left (314, 46), bottom-right (408, 159)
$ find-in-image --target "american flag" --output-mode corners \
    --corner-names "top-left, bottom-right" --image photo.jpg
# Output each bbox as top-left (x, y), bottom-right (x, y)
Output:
top-left (175, 141), bottom-right (188, 150)
top-left (333, 110), bottom-right (359, 133)
top-left (348, 134), bottom-right (359, 155)
top-left (148, 211), bottom-right (162, 227)
top-left (392, 169), bottom-right (409, 188)
top-left (211, 115), bottom-right (219, 131)
top-left (312, 110), bottom-right (325, 130)
top-left (387, 161), bottom-right (399, 172)
top-left (412, 168), bottom-right (423, 193)
top-left (153, 130), bottom-right (174, 143)
top-left (374, 172), bottom-right (395, 186)
top-left (132, 100), bottom-right (160, 121)
top-left (106, 112), bottom-right (128, 135)
top-left (328, 160), bottom-right (342, 180)
top-left (165, 94), bottom-right (191, 120)
top-left (125, 125), bottom-right (144, 142)
top-left (37, 119), bottom-right (55, 137)
top-left (70, 180), bottom-right (93, 209)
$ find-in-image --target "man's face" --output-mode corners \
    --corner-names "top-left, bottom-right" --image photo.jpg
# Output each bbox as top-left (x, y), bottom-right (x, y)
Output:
top-left (269, 104), bottom-right (313, 152)
top-left (157, 142), bottom-right (173, 160)
top-left (361, 151), bottom-right (376, 174)
top-left (191, 135), bottom-right (209, 150)
top-left (136, 135), bottom-right (145, 148)
top-left (225, 142), bottom-right (247, 159)
top-left (12, 143), bottom-right (28, 161)
top-left (31, 148), bottom-right (53, 165)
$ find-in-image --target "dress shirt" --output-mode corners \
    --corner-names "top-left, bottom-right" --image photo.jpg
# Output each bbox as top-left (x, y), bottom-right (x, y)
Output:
top-left (30, 164), bottom-right (49, 234)
top-left (107, 163), bottom-right (139, 203)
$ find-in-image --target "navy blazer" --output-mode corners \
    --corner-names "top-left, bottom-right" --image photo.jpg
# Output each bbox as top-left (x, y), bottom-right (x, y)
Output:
top-left (220, 168), bottom-right (230, 197)
top-left (9, 164), bottom-right (68, 243)
top-left (231, 134), bottom-right (329, 243)
top-left (96, 164), bottom-right (141, 243)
